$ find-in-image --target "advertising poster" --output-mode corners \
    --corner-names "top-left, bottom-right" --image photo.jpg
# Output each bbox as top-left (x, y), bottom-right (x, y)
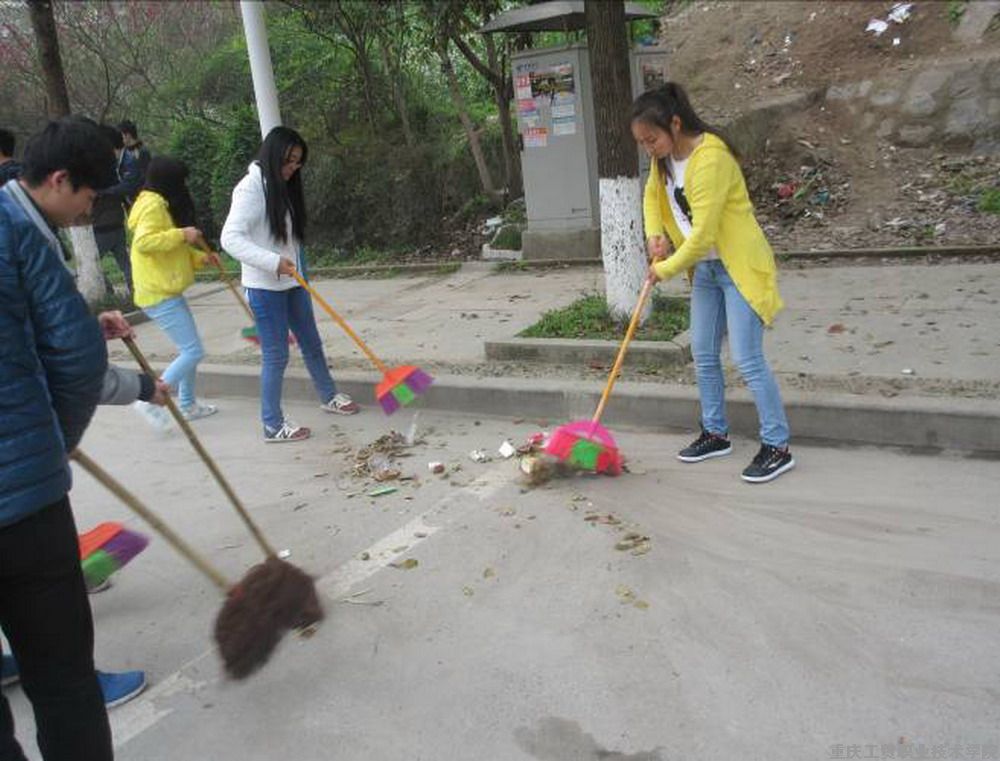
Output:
top-left (524, 127), bottom-right (548, 149)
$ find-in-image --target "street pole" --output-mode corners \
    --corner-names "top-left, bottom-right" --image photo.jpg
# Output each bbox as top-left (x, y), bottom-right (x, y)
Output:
top-left (239, 0), bottom-right (282, 138)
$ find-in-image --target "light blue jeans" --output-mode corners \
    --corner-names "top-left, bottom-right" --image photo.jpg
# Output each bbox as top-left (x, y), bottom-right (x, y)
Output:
top-left (245, 286), bottom-right (337, 432)
top-left (690, 260), bottom-right (790, 447)
top-left (143, 295), bottom-right (204, 409)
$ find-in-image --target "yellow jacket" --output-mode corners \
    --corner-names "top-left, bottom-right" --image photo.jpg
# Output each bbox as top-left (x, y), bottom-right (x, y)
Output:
top-left (127, 190), bottom-right (206, 308)
top-left (645, 134), bottom-right (783, 325)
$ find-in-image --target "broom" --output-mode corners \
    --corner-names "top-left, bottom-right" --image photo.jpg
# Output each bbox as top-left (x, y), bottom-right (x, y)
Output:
top-left (545, 270), bottom-right (660, 476)
top-left (72, 451), bottom-right (322, 679)
top-left (79, 521), bottom-right (149, 591)
top-left (290, 270), bottom-right (433, 414)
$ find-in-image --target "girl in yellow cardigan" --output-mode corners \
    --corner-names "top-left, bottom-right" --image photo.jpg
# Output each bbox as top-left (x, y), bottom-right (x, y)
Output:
top-left (128, 157), bottom-right (220, 424)
top-left (631, 83), bottom-right (794, 483)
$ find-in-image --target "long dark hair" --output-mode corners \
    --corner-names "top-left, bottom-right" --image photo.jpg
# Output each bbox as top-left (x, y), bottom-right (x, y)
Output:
top-left (257, 126), bottom-right (307, 244)
top-left (630, 82), bottom-right (740, 180)
top-left (144, 156), bottom-right (196, 227)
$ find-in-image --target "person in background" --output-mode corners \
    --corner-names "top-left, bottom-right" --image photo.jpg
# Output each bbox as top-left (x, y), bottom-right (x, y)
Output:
top-left (128, 156), bottom-right (219, 424)
top-left (0, 129), bottom-right (22, 185)
top-left (221, 126), bottom-right (358, 443)
top-left (118, 120), bottom-right (150, 185)
top-left (91, 125), bottom-right (141, 298)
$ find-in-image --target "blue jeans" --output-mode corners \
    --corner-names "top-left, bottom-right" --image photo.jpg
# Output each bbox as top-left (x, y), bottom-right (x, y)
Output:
top-left (690, 260), bottom-right (790, 447)
top-left (143, 296), bottom-right (204, 409)
top-left (246, 286), bottom-right (337, 431)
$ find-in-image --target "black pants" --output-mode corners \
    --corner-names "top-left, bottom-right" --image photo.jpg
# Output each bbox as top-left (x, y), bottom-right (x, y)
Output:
top-left (0, 498), bottom-right (112, 761)
top-left (94, 226), bottom-right (132, 297)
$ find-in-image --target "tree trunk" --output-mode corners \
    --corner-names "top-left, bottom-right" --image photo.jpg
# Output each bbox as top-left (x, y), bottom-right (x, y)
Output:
top-left (585, 0), bottom-right (646, 323)
top-left (69, 227), bottom-right (107, 306)
top-left (485, 34), bottom-right (521, 197)
top-left (27, 0), bottom-right (71, 119)
top-left (378, 41), bottom-right (415, 149)
top-left (28, 0), bottom-right (106, 306)
top-left (436, 38), bottom-right (500, 203)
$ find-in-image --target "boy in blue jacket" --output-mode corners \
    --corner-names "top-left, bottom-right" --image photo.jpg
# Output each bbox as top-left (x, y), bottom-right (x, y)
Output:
top-left (0, 117), bottom-right (118, 761)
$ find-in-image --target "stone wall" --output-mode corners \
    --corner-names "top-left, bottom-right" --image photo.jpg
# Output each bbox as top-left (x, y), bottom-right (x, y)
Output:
top-left (825, 55), bottom-right (1000, 153)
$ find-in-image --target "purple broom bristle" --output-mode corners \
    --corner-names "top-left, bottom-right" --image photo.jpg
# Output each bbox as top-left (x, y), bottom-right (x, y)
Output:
top-left (379, 393), bottom-right (401, 415)
top-left (102, 529), bottom-right (149, 567)
top-left (404, 369), bottom-right (433, 395)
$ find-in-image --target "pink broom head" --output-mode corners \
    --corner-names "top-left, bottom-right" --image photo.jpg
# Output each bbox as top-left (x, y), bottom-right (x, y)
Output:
top-left (376, 366), bottom-right (433, 415)
top-left (81, 528), bottom-right (149, 589)
top-left (544, 420), bottom-right (623, 476)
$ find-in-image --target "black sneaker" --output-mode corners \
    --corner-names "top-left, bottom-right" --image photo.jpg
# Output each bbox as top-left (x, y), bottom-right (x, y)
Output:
top-left (677, 430), bottom-right (733, 463)
top-left (741, 444), bottom-right (795, 483)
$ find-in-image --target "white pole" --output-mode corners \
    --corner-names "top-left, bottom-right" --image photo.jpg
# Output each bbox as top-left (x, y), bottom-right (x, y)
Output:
top-left (239, 0), bottom-right (282, 138)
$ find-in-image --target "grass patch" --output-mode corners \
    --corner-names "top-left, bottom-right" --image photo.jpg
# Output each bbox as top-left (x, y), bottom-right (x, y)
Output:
top-left (978, 188), bottom-right (1000, 214)
top-left (519, 293), bottom-right (689, 342)
top-left (494, 260), bottom-right (528, 273)
top-left (946, 0), bottom-right (967, 26)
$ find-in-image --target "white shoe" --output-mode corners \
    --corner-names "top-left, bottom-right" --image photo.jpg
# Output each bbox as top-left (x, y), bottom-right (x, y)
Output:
top-left (264, 420), bottom-right (311, 443)
top-left (133, 401), bottom-right (170, 431)
top-left (180, 401), bottom-right (218, 421)
top-left (320, 392), bottom-right (359, 415)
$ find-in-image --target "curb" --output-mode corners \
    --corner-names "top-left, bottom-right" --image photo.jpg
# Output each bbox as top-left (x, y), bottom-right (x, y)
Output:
top-left (192, 364), bottom-right (1000, 457)
top-left (484, 334), bottom-right (691, 369)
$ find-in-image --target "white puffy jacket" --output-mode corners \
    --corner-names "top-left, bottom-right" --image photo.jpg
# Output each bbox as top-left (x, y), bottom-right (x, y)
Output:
top-left (220, 162), bottom-right (303, 291)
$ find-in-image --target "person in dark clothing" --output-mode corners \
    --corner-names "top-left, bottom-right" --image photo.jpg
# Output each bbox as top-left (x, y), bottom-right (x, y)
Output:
top-left (91, 125), bottom-right (141, 296)
top-left (0, 117), bottom-right (117, 761)
top-left (118, 120), bottom-right (151, 182)
top-left (0, 129), bottom-right (22, 185)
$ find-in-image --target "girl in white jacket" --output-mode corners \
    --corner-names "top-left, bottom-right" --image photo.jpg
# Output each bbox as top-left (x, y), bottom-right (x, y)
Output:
top-left (221, 127), bottom-right (358, 442)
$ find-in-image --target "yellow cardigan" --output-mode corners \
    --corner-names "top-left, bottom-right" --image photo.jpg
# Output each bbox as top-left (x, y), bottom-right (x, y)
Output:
top-left (645, 134), bottom-right (783, 325)
top-left (127, 190), bottom-right (206, 309)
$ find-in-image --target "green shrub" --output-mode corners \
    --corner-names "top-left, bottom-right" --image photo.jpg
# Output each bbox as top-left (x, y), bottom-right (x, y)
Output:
top-left (492, 224), bottom-right (522, 251)
top-left (978, 188), bottom-right (1000, 214)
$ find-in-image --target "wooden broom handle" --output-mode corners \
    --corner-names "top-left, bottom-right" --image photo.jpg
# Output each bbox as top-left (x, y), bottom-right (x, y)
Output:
top-left (72, 450), bottom-right (231, 592)
top-left (591, 274), bottom-right (658, 425)
top-left (291, 271), bottom-right (389, 374)
top-left (122, 336), bottom-right (277, 559)
top-left (198, 241), bottom-right (256, 323)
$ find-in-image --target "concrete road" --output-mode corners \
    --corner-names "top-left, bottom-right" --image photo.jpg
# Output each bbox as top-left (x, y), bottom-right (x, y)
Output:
top-left (5, 397), bottom-right (999, 760)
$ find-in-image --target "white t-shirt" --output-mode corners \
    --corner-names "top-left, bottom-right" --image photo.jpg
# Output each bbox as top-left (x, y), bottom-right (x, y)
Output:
top-left (666, 155), bottom-right (719, 260)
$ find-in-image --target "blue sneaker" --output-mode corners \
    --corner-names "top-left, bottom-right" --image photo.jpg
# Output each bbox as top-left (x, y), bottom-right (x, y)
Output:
top-left (97, 670), bottom-right (146, 709)
top-left (1, 655), bottom-right (18, 687)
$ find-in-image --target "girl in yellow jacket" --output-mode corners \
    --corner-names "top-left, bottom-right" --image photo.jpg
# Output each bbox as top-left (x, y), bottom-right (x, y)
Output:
top-left (128, 157), bottom-right (220, 423)
top-left (631, 83), bottom-right (794, 483)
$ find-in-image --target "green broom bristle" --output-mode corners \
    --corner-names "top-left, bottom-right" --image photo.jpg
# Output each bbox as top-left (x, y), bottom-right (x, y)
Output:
top-left (391, 383), bottom-right (415, 406)
top-left (568, 438), bottom-right (603, 470)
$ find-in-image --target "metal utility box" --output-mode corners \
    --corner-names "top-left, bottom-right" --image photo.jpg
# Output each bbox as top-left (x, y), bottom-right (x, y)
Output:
top-left (513, 42), bottom-right (669, 260)
top-left (513, 44), bottom-right (600, 259)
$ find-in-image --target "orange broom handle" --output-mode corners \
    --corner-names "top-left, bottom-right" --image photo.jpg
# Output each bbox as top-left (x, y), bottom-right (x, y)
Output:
top-left (291, 271), bottom-right (389, 374)
top-left (591, 273), bottom-right (659, 425)
top-left (198, 242), bottom-right (256, 323)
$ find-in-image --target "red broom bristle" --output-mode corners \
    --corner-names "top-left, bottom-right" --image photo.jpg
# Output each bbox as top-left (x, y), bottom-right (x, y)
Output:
top-left (544, 428), bottom-right (578, 459)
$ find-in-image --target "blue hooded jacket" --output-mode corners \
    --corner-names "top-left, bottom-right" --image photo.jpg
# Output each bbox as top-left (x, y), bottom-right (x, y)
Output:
top-left (0, 180), bottom-right (107, 528)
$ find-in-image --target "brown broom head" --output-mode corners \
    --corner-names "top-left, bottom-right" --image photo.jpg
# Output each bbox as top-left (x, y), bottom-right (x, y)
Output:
top-left (214, 556), bottom-right (324, 679)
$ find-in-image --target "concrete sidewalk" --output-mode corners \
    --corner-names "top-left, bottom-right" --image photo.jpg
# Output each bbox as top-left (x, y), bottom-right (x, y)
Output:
top-left (116, 260), bottom-right (1000, 453)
